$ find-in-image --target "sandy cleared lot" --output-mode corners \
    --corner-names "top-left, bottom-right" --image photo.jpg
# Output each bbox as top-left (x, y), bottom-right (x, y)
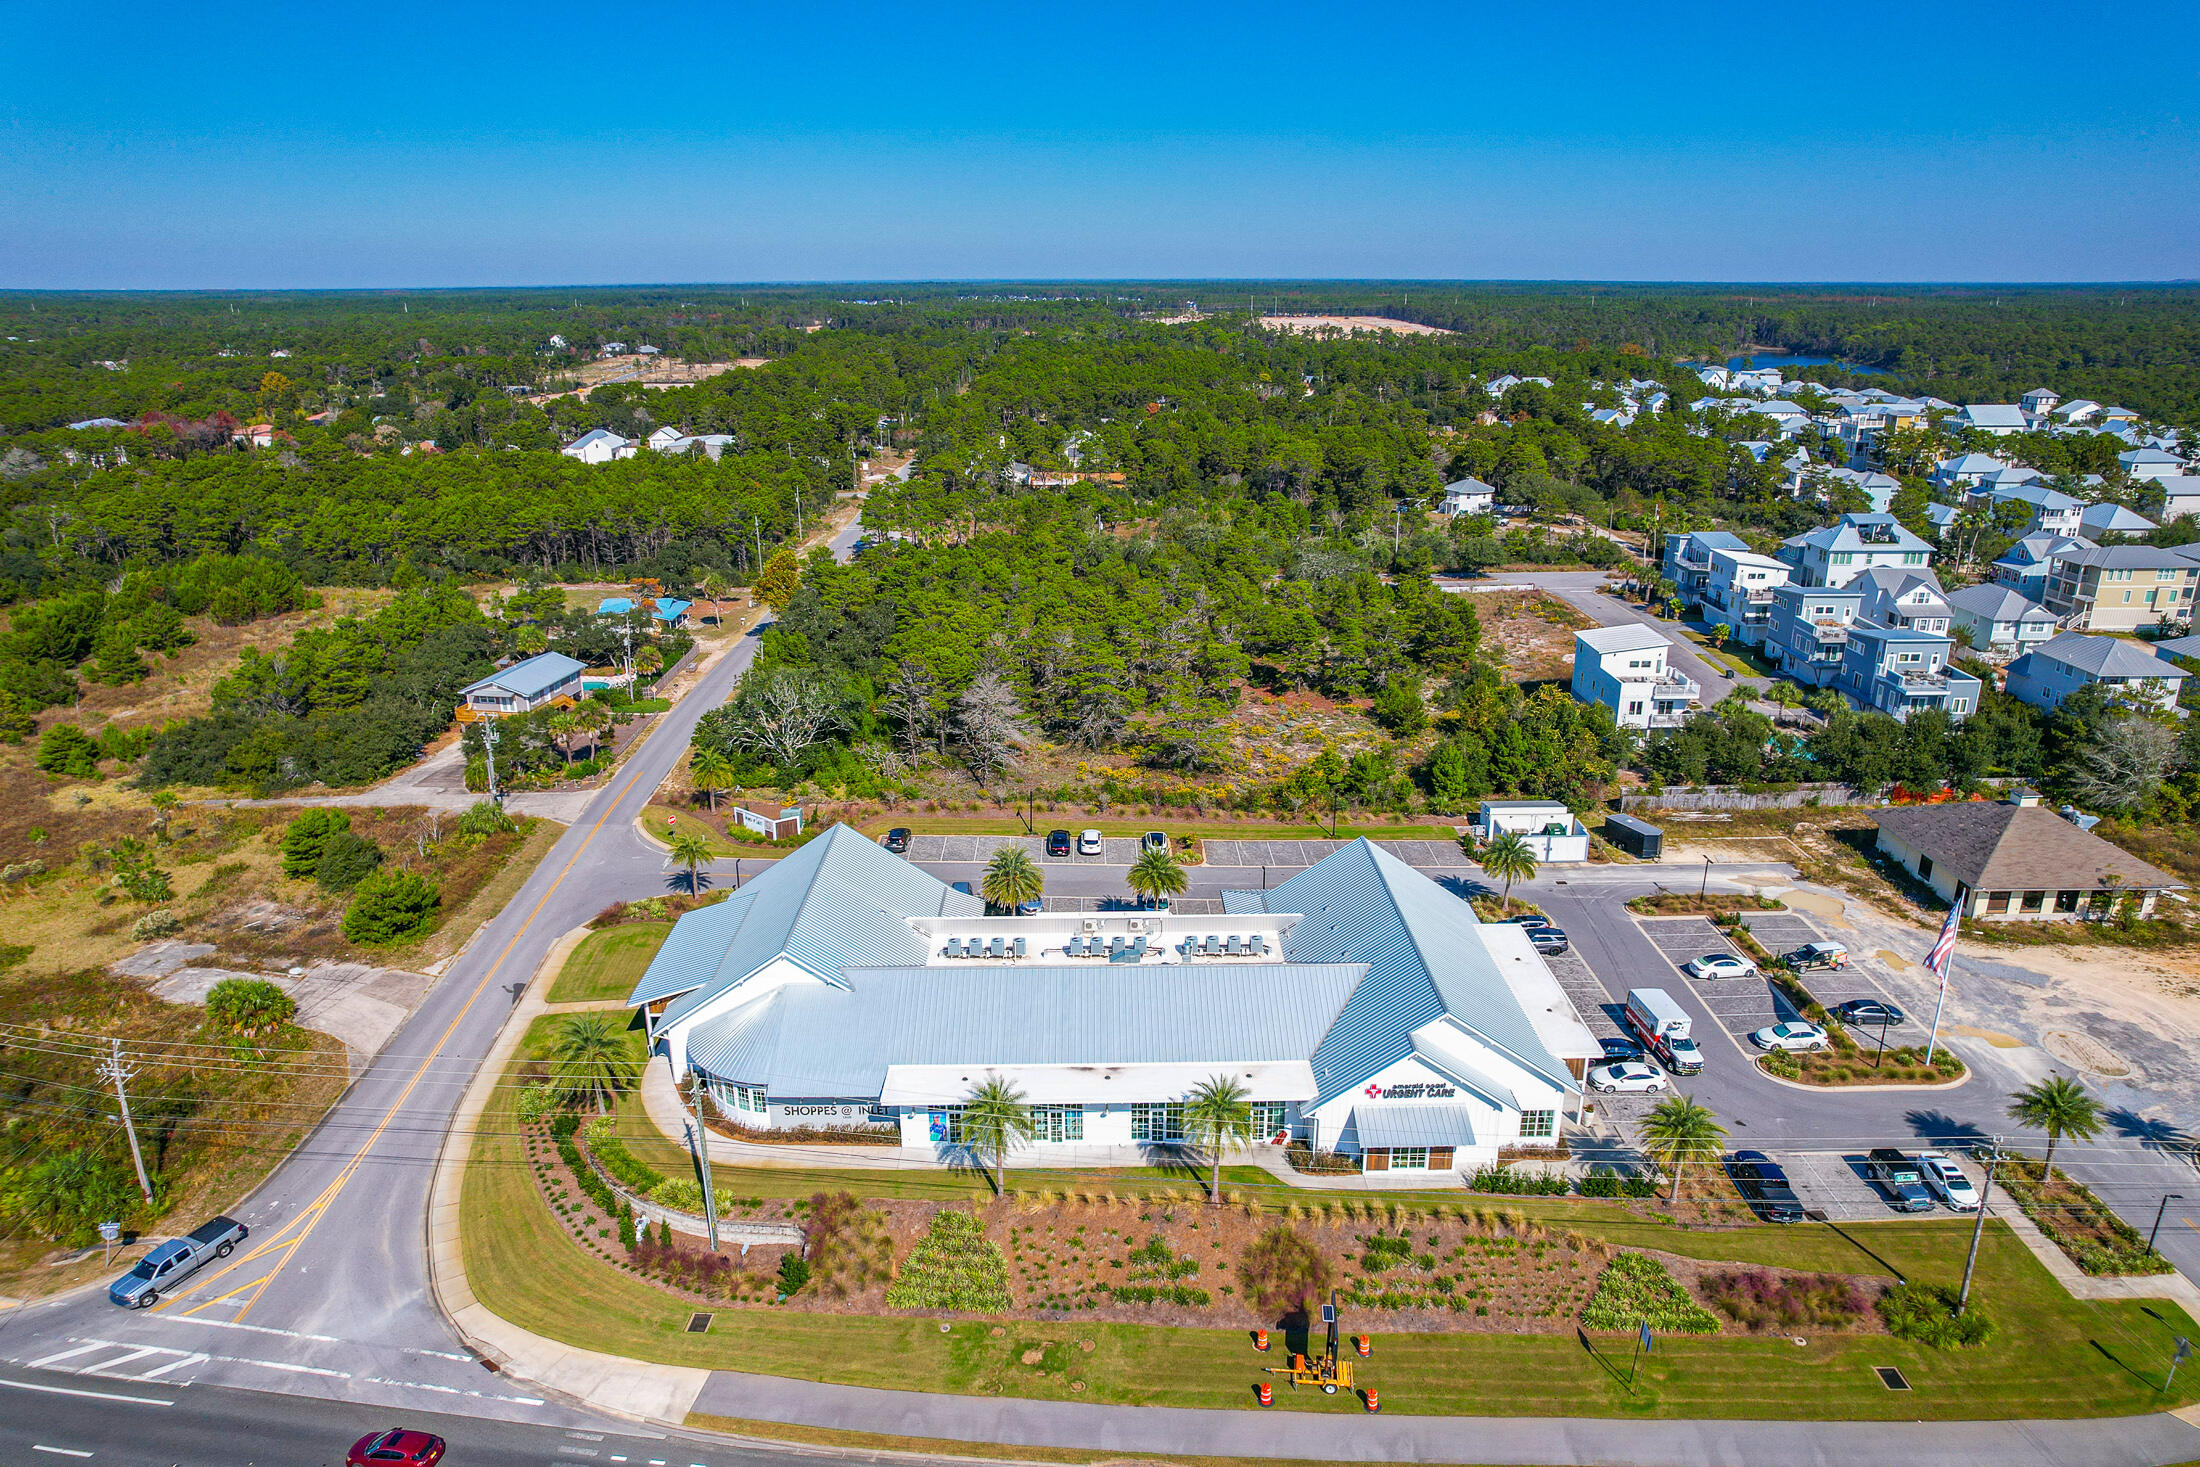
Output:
top-left (1257, 314), bottom-right (1454, 336)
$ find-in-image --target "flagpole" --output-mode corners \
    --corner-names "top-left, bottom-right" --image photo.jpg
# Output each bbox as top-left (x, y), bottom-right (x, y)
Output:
top-left (1923, 893), bottom-right (1961, 1066)
top-left (1925, 960), bottom-right (1949, 1066)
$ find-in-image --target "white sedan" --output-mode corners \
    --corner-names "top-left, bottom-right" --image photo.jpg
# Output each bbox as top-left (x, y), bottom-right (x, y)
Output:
top-left (1076, 829), bottom-right (1103, 856)
top-left (1917, 1151), bottom-right (1980, 1211)
top-left (1588, 1061), bottom-right (1670, 1094)
top-left (1684, 953), bottom-right (1758, 981)
top-left (1751, 1021), bottom-right (1830, 1053)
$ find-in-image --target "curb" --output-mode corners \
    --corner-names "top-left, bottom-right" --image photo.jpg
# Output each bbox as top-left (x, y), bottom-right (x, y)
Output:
top-left (1748, 1055), bottom-right (1973, 1094)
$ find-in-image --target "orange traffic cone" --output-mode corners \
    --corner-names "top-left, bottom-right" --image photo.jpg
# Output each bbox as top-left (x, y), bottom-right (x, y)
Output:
top-left (1364, 1387), bottom-right (1380, 1413)
top-left (1258, 1381), bottom-right (1274, 1407)
top-left (1254, 1329), bottom-right (1270, 1352)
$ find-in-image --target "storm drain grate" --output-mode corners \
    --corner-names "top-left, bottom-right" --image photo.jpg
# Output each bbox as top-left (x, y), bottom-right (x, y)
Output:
top-left (686, 1312), bottom-right (713, 1333)
top-left (1874, 1366), bottom-right (1911, 1391)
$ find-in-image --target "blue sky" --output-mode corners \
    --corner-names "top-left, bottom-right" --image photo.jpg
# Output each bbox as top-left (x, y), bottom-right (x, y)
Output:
top-left (4, 1), bottom-right (2196, 287)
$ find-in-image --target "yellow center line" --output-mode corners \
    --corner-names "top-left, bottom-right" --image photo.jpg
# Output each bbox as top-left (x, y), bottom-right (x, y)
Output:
top-left (156, 715), bottom-right (681, 1322)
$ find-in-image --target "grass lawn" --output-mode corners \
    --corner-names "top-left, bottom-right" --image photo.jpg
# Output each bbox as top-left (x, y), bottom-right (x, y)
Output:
top-left (462, 1045), bottom-right (2200, 1420)
top-left (547, 922), bottom-right (672, 1003)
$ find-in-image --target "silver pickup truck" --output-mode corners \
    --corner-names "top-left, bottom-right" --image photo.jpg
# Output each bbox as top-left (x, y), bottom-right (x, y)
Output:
top-left (107, 1215), bottom-right (248, 1308)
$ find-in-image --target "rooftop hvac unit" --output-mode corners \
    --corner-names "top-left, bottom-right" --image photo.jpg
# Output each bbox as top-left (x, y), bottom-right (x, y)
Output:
top-left (1126, 918), bottom-right (1148, 933)
top-left (1081, 918), bottom-right (1101, 933)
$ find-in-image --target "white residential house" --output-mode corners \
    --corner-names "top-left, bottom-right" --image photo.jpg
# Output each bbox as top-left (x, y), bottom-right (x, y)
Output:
top-left (2078, 502), bottom-right (2157, 539)
top-left (1570, 625), bottom-right (1700, 730)
top-left (2006, 633), bottom-right (2189, 714)
top-left (561, 428), bottom-right (635, 464)
top-left (1979, 482), bottom-right (2085, 539)
top-left (1945, 584), bottom-right (2057, 659)
top-left (1779, 514), bottom-right (1933, 588)
top-left (1660, 530), bottom-right (1751, 605)
top-left (1437, 476), bottom-right (1496, 516)
top-left (1932, 452), bottom-right (2013, 492)
top-left (1701, 548), bottom-right (1791, 647)
top-left (2121, 447), bottom-right (2184, 481)
top-left (2055, 399), bottom-right (2103, 425)
top-left (2154, 476), bottom-right (2200, 522)
top-left (1959, 404), bottom-right (2029, 436)
top-left (2019, 387), bottom-right (2061, 419)
top-left (1852, 566), bottom-right (1953, 636)
top-left (1474, 802), bottom-right (1590, 864)
top-left (645, 426), bottom-right (688, 452)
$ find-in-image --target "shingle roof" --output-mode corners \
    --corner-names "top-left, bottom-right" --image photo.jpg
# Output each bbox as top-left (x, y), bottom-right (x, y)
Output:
top-left (2028, 632), bottom-right (2191, 680)
top-left (1873, 804), bottom-right (2179, 892)
top-left (1248, 840), bottom-right (1576, 1105)
top-left (684, 962), bottom-right (1366, 1095)
top-left (457, 651), bottom-right (587, 701)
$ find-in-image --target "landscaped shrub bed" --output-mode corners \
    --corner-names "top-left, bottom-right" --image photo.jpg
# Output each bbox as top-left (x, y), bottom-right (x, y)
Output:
top-left (1467, 1162), bottom-right (1569, 1196)
top-left (1700, 1268), bottom-right (1867, 1331)
top-left (2000, 1158), bottom-right (2174, 1276)
top-left (585, 1117), bottom-right (668, 1194)
top-left (1577, 1172), bottom-right (1659, 1199)
top-left (1877, 1283), bottom-right (1995, 1347)
top-left (885, 1210), bottom-right (1012, 1311)
top-left (1580, 1252), bottom-right (1720, 1334)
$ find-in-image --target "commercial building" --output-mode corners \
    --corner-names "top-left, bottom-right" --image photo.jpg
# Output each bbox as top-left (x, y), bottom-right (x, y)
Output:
top-left (1570, 625), bottom-right (1699, 729)
top-left (1873, 802), bottom-right (2181, 922)
top-left (1473, 801), bottom-right (1592, 863)
top-left (628, 827), bottom-right (1599, 1174)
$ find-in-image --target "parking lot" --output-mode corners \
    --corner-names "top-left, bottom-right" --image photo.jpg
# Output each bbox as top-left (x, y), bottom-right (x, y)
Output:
top-left (904, 833), bottom-right (1142, 864)
top-left (1635, 916), bottom-right (1793, 1044)
top-left (1202, 838), bottom-right (1462, 869)
top-left (898, 833), bottom-right (1470, 871)
top-left (1755, 1146), bottom-right (1988, 1224)
top-left (1543, 948), bottom-right (1671, 1127)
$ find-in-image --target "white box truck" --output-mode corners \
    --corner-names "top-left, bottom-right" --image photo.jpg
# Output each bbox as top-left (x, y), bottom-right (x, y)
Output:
top-left (1625, 987), bottom-right (1704, 1075)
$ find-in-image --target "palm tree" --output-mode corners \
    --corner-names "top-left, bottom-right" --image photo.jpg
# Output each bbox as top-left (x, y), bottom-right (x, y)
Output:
top-left (579, 700), bottom-right (615, 759)
top-left (699, 572), bottom-right (731, 627)
top-left (667, 829), bottom-right (713, 894)
top-left (1127, 848), bottom-right (1187, 909)
top-left (548, 709), bottom-right (581, 766)
top-left (551, 1011), bottom-right (640, 1113)
top-left (1181, 1075), bottom-right (1255, 1205)
top-left (690, 748), bottom-right (735, 812)
top-left (636, 644), bottom-right (665, 687)
top-left (512, 624), bottom-right (549, 657)
top-left (2008, 1074), bottom-right (2103, 1179)
top-left (1708, 623), bottom-right (1732, 651)
top-left (1478, 831), bottom-right (1538, 913)
top-left (981, 846), bottom-right (1044, 913)
top-left (1638, 1094), bottom-right (1727, 1201)
top-left (958, 1074), bottom-right (1035, 1193)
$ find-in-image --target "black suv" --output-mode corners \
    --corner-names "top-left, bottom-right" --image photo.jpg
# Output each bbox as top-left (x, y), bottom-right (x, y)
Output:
top-left (1727, 1150), bottom-right (1805, 1223)
top-left (883, 828), bottom-right (910, 854)
top-left (1045, 829), bottom-right (1072, 858)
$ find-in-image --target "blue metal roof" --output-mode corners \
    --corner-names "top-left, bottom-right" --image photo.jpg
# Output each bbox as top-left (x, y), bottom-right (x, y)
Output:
top-left (457, 651), bottom-right (587, 701)
top-left (1349, 1105), bottom-right (1478, 1150)
top-left (638, 824), bottom-right (978, 1028)
top-left (684, 962), bottom-right (1367, 1095)
top-left (1259, 840), bottom-right (1576, 1107)
top-left (597, 597), bottom-right (636, 615)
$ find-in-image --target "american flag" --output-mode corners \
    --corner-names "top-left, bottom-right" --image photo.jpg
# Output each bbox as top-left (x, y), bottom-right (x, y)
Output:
top-left (1925, 898), bottom-right (1962, 978)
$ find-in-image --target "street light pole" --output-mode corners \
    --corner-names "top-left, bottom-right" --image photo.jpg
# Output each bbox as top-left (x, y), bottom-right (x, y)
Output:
top-left (2150, 1193), bottom-right (2185, 1255)
top-left (1958, 1143), bottom-right (2000, 1315)
top-left (1700, 855), bottom-right (1711, 898)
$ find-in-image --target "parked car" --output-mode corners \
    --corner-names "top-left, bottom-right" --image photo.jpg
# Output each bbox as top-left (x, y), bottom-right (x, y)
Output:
top-left (1045, 829), bottom-right (1072, 858)
top-left (1916, 1150), bottom-right (1980, 1211)
top-left (1832, 998), bottom-right (1907, 1028)
top-left (1653, 1033), bottom-right (1705, 1076)
top-left (1015, 898), bottom-right (1044, 916)
top-left (951, 880), bottom-right (974, 897)
top-left (882, 827), bottom-right (910, 854)
top-left (1527, 927), bottom-right (1570, 956)
top-left (1783, 941), bottom-right (1848, 970)
top-left (1866, 1147), bottom-right (1937, 1212)
top-left (108, 1215), bottom-right (248, 1308)
top-left (1500, 913), bottom-right (1553, 928)
top-left (1588, 1061), bottom-right (1669, 1094)
top-left (1751, 1021), bottom-right (1830, 1053)
top-left (1077, 829), bottom-right (1103, 856)
top-left (1727, 1150), bottom-right (1805, 1223)
top-left (1599, 1036), bottom-right (1646, 1064)
top-left (1683, 953), bottom-right (1757, 981)
top-left (1141, 830), bottom-right (1168, 854)
top-left (348, 1429), bottom-right (447, 1467)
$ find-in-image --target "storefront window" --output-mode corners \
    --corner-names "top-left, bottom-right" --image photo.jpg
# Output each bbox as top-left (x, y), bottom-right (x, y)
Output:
top-left (1131, 1104), bottom-right (1184, 1143)
top-left (932, 1105), bottom-right (965, 1143)
top-left (1519, 1109), bottom-right (1556, 1140)
top-left (1250, 1101), bottom-right (1286, 1137)
top-left (1033, 1105), bottom-right (1084, 1142)
top-left (1389, 1147), bottom-right (1429, 1171)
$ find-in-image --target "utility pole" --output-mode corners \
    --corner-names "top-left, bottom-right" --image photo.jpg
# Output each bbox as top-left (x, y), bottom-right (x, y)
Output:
top-left (481, 720), bottom-right (501, 805)
top-left (1958, 1142), bottom-right (2000, 1314)
top-left (689, 1078), bottom-right (720, 1251)
top-left (100, 1038), bottom-right (155, 1202)
top-left (2150, 1192), bottom-right (2185, 1255)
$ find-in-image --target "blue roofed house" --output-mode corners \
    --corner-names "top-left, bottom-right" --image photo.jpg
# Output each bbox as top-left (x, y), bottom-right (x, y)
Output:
top-left (1779, 514), bottom-right (1933, 588)
top-left (2079, 502), bottom-right (2157, 539)
top-left (597, 596), bottom-right (693, 627)
top-left (1959, 404), bottom-right (2029, 436)
top-left (2006, 633), bottom-right (2189, 715)
top-left (456, 651), bottom-right (588, 720)
top-left (1992, 532), bottom-right (2095, 600)
top-left (1945, 584), bottom-right (2058, 660)
top-left (2121, 446), bottom-right (2185, 481)
top-left (1835, 624), bottom-right (1981, 722)
top-left (1980, 481), bottom-right (2085, 539)
top-left (626, 828), bottom-right (1601, 1176)
top-left (1699, 547), bottom-right (1791, 647)
top-left (1766, 584), bottom-right (1863, 687)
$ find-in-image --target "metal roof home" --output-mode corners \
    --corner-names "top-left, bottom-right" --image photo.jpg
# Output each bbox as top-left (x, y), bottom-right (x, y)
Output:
top-left (2078, 503), bottom-right (2157, 537)
top-left (1575, 624), bottom-right (1671, 656)
top-left (1959, 404), bottom-right (2029, 432)
top-left (1871, 804), bottom-right (2178, 894)
top-left (2019, 631), bottom-right (2188, 680)
top-left (455, 652), bottom-right (587, 703)
top-left (1945, 583), bottom-right (2054, 625)
top-left (1223, 840), bottom-right (1578, 1106)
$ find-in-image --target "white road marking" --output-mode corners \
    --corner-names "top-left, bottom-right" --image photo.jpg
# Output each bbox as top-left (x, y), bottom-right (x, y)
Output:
top-left (81, 1346), bottom-right (163, 1375)
top-left (162, 1316), bottom-right (343, 1343)
top-left (557, 1449), bottom-right (598, 1458)
top-left (208, 1354), bottom-right (350, 1378)
top-left (32, 1446), bottom-right (94, 1458)
top-left (358, 1377), bottom-right (543, 1405)
top-left (0, 1379), bottom-right (171, 1407)
top-left (133, 1355), bottom-right (208, 1381)
top-left (27, 1345), bottom-right (106, 1369)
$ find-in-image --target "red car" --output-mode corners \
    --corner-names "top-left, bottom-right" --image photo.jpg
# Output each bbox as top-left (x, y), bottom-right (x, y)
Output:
top-left (348, 1429), bottom-right (446, 1467)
